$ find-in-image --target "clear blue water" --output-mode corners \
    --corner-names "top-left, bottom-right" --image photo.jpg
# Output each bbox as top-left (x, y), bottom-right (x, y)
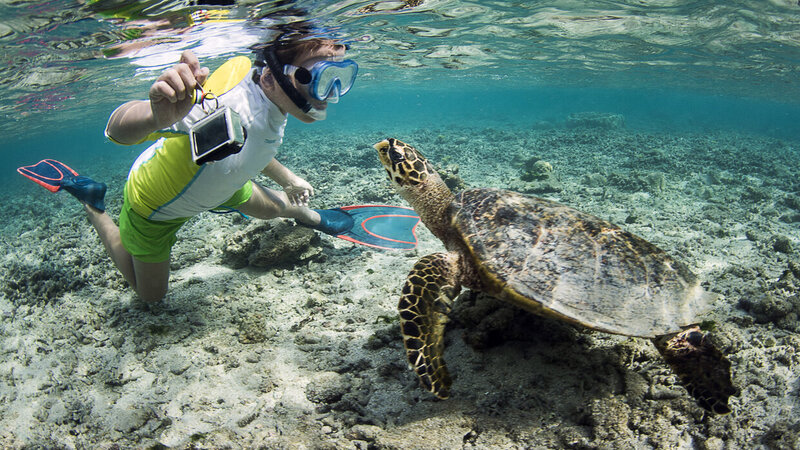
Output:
top-left (1, 0), bottom-right (799, 190)
top-left (1, 4), bottom-right (799, 441)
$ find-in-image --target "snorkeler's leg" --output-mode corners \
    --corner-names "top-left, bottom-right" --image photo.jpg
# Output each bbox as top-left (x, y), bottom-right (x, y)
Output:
top-left (83, 204), bottom-right (169, 302)
top-left (238, 183), bottom-right (320, 224)
top-left (84, 205), bottom-right (136, 284)
top-left (131, 258), bottom-right (170, 302)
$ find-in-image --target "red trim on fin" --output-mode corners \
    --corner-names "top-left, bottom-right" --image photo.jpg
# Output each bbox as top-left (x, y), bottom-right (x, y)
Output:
top-left (45, 159), bottom-right (78, 177)
top-left (336, 234), bottom-right (417, 251)
top-left (360, 214), bottom-right (420, 245)
top-left (17, 159), bottom-right (79, 193)
top-left (17, 170), bottom-right (61, 192)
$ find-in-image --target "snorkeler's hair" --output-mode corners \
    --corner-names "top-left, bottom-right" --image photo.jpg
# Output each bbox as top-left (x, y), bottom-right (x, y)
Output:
top-left (251, 34), bottom-right (347, 113)
top-left (254, 37), bottom-right (345, 67)
top-left (280, 39), bottom-right (345, 64)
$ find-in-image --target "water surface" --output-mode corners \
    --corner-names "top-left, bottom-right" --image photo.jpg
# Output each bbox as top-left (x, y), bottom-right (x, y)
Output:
top-left (1, 0), bottom-right (799, 185)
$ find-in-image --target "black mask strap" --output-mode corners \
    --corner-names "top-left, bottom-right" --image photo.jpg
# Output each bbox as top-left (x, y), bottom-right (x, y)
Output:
top-left (261, 44), bottom-right (312, 113)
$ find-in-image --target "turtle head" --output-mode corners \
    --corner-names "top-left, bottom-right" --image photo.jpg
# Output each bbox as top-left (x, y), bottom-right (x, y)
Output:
top-left (375, 138), bottom-right (453, 234)
top-left (374, 138), bottom-right (440, 192)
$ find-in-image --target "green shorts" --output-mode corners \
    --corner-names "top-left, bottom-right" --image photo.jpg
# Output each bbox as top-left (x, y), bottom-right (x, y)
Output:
top-left (119, 181), bottom-right (254, 263)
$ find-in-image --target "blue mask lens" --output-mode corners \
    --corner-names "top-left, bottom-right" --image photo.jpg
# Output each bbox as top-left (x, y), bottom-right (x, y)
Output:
top-left (296, 60), bottom-right (358, 101)
top-left (312, 60), bottom-right (357, 100)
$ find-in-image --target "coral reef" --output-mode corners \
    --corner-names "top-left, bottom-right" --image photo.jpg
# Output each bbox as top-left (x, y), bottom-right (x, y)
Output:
top-left (452, 292), bottom-right (578, 349)
top-left (566, 112), bottom-right (626, 130)
top-left (222, 220), bottom-right (322, 269)
top-left (2, 261), bottom-right (85, 305)
top-left (2, 125), bottom-right (800, 449)
top-left (435, 163), bottom-right (467, 192)
top-left (739, 262), bottom-right (800, 331)
top-left (607, 171), bottom-right (666, 194)
top-left (520, 158), bottom-right (554, 182)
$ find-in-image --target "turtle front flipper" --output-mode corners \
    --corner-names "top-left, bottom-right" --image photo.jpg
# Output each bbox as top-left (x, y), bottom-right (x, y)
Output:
top-left (653, 326), bottom-right (737, 414)
top-left (399, 252), bottom-right (462, 399)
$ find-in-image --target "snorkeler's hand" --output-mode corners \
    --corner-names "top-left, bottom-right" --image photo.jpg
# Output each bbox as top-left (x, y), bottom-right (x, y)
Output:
top-left (284, 179), bottom-right (314, 207)
top-left (148, 50), bottom-right (209, 128)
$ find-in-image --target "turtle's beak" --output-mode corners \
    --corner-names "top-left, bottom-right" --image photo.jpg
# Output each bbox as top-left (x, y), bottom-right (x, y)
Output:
top-left (373, 139), bottom-right (390, 152)
top-left (374, 139), bottom-right (391, 167)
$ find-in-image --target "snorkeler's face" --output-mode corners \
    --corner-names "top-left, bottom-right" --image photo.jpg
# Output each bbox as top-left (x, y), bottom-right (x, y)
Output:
top-left (290, 45), bottom-right (347, 113)
top-left (259, 42), bottom-right (347, 123)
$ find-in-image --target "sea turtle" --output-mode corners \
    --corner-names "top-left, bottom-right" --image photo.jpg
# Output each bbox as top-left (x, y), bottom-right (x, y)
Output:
top-left (374, 138), bottom-right (736, 414)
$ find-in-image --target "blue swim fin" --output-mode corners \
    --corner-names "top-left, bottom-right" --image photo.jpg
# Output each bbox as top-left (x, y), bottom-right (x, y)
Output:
top-left (17, 159), bottom-right (78, 193)
top-left (17, 159), bottom-right (107, 212)
top-left (310, 205), bottom-right (420, 250)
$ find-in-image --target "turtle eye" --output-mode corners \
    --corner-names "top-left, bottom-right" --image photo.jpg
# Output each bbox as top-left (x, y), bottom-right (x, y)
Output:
top-left (687, 331), bottom-right (703, 347)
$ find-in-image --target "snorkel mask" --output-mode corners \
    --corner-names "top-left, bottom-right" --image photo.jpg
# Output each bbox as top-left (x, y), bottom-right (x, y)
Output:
top-left (283, 60), bottom-right (358, 103)
top-left (256, 43), bottom-right (357, 120)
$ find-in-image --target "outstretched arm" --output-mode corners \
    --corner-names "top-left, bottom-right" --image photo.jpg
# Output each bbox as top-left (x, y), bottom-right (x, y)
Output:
top-left (261, 159), bottom-right (314, 207)
top-left (105, 50), bottom-right (209, 144)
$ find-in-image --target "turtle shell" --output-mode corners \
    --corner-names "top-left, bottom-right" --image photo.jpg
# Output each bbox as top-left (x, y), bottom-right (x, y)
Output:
top-left (450, 188), bottom-right (713, 337)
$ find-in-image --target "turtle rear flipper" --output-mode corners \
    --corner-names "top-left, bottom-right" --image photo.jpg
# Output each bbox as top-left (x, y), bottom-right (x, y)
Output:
top-left (399, 252), bottom-right (461, 398)
top-left (653, 326), bottom-right (737, 414)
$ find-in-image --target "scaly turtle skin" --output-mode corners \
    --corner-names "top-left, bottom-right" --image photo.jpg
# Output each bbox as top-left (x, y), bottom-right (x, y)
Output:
top-left (375, 138), bottom-right (736, 414)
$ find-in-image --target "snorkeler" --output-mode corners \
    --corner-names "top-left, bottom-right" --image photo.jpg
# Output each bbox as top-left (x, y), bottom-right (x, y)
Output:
top-left (19, 37), bottom-right (408, 302)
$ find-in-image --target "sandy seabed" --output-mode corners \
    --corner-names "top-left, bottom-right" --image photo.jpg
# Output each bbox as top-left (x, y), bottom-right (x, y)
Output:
top-left (1, 120), bottom-right (799, 449)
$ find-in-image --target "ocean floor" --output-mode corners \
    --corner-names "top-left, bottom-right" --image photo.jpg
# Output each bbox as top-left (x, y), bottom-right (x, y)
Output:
top-left (1, 118), bottom-right (800, 448)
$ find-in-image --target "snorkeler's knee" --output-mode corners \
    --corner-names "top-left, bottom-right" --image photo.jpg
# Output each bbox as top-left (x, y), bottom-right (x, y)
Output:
top-left (132, 273), bottom-right (169, 302)
top-left (130, 258), bottom-right (170, 302)
top-left (239, 188), bottom-right (286, 219)
top-left (136, 285), bottom-right (168, 303)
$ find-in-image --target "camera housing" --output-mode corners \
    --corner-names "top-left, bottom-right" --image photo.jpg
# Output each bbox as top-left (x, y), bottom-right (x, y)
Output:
top-left (189, 107), bottom-right (245, 165)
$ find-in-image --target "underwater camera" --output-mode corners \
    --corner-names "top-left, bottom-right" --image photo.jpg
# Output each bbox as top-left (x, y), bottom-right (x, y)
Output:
top-left (189, 107), bottom-right (245, 165)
